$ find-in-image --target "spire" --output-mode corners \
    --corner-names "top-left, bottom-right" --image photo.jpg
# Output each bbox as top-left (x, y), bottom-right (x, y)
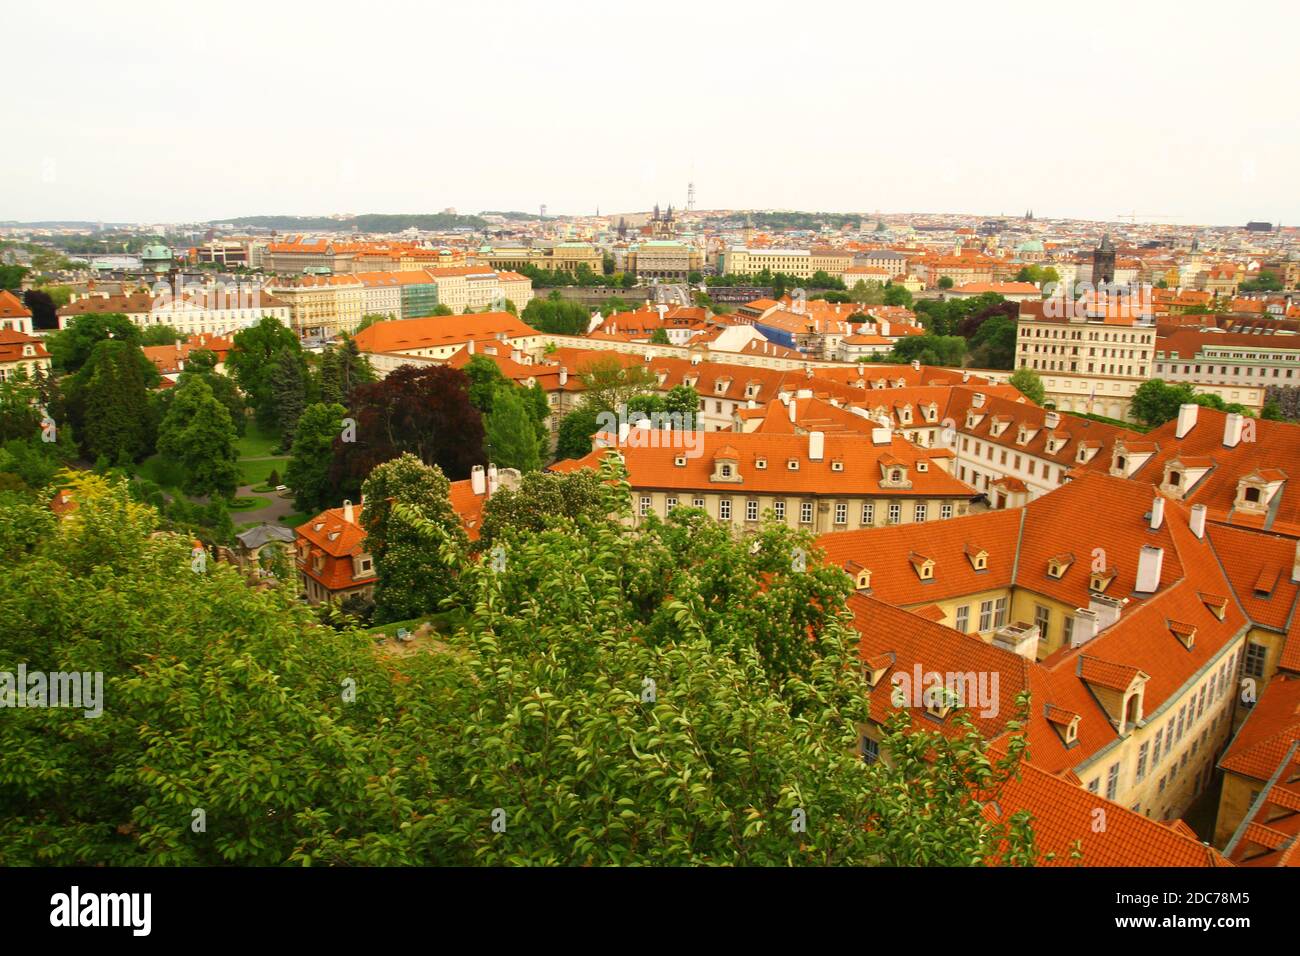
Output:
top-left (1098, 233), bottom-right (1115, 252)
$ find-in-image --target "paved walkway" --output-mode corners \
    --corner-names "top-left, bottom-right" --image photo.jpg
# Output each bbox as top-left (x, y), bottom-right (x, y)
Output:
top-left (233, 483), bottom-right (298, 526)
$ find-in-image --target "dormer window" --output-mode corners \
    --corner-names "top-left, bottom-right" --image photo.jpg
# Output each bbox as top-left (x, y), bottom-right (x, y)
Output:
top-left (755, 457), bottom-right (767, 469)
top-left (909, 552), bottom-right (935, 581)
top-left (675, 455), bottom-right (686, 467)
top-left (845, 561), bottom-right (872, 592)
top-left (924, 403), bottom-right (938, 423)
top-left (1168, 620), bottom-right (1196, 649)
top-left (890, 469), bottom-right (902, 483)
top-left (965, 546), bottom-right (988, 571)
top-left (1047, 552), bottom-right (1074, 579)
top-left (916, 461), bottom-right (928, 473)
top-left (1166, 468), bottom-right (1182, 487)
top-left (1244, 486), bottom-right (1260, 503)
top-left (1046, 705), bottom-right (1081, 746)
top-left (831, 460), bottom-right (844, 472)
top-left (787, 459), bottom-right (799, 471)
top-left (720, 464), bottom-right (732, 478)
top-left (923, 684), bottom-right (958, 720)
top-left (1199, 592), bottom-right (1228, 620)
top-left (1090, 568), bottom-right (1117, 592)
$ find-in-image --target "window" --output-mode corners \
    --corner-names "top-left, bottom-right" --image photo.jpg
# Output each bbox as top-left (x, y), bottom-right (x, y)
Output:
top-left (887, 503), bottom-right (901, 525)
top-left (1087, 778), bottom-right (1099, 794)
top-left (914, 503), bottom-right (927, 522)
top-left (955, 605), bottom-right (970, 633)
top-left (979, 600), bottom-right (994, 632)
top-left (994, 597), bottom-right (1008, 628)
top-left (1243, 642), bottom-right (1268, 679)
top-left (1034, 604), bottom-right (1050, 636)
top-left (1152, 726), bottom-right (1163, 765)
top-left (941, 503), bottom-right (953, 519)
top-left (719, 499), bottom-right (731, 520)
top-left (746, 499), bottom-right (759, 522)
top-left (692, 497), bottom-right (705, 509)
top-left (666, 496), bottom-right (678, 511)
top-left (861, 736), bottom-right (880, 764)
top-left (834, 503), bottom-right (847, 525)
top-left (1175, 706), bottom-right (1186, 741)
top-left (720, 464), bottom-right (732, 478)
top-left (1105, 762), bottom-right (1120, 800)
top-left (1136, 742), bottom-right (1149, 782)
top-left (861, 503), bottom-right (874, 525)
top-left (1158, 775), bottom-right (1166, 794)
top-left (1196, 685), bottom-right (1207, 719)
top-left (639, 495), bottom-right (652, 517)
top-left (774, 500), bottom-right (785, 521)
top-left (755, 457), bottom-right (767, 470)
top-left (800, 502), bottom-right (814, 524)
top-left (1063, 615), bottom-right (1074, 646)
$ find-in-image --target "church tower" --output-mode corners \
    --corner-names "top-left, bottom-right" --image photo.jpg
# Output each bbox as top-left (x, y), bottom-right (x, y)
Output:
top-left (1093, 233), bottom-right (1116, 285)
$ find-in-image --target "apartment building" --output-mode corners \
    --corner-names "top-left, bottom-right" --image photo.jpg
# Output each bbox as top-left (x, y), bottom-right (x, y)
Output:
top-left (717, 247), bottom-right (854, 280)
top-left (352, 312), bottom-right (544, 374)
top-left (852, 249), bottom-right (909, 278)
top-left (822, 473), bottom-right (1251, 823)
top-left (58, 288), bottom-right (292, 337)
top-left (265, 275), bottom-right (366, 339)
top-left (0, 328), bottom-right (50, 382)
top-left (0, 290), bottom-right (33, 334)
top-left (473, 242), bottom-right (603, 276)
top-left (552, 429), bottom-right (977, 534)
top-left (263, 239), bottom-right (356, 274)
top-left (1155, 328), bottom-right (1300, 390)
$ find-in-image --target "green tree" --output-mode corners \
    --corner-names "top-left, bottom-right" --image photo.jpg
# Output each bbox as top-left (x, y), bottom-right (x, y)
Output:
top-left (156, 376), bottom-right (240, 498)
top-left (285, 402), bottom-right (346, 513)
top-left (663, 384), bottom-right (700, 426)
top-left (477, 467), bottom-right (610, 548)
top-left (270, 348), bottom-right (307, 451)
top-left (1130, 379), bottom-right (1195, 428)
top-left (937, 276), bottom-right (954, 289)
top-left (63, 339), bottom-right (155, 465)
top-left (556, 405), bottom-right (603, 460)
top-left (360, 453), bottom-right (468, 623)
top-left (484, 384), bottom-right (542, 472)
top-left (967, 315), bottom-right (1018, 369)
top-left (649, 328), bottom-right (670, 345)
top-left (45, 312), bottom-right (141, 373)
top-left (463, 354), bottom-right (509, 415)
top-left (883, 284), bottom-right (914, 308)
top-left (139, 324), bottom-right (183, 346)
top-left (1008, 367), bottom-right (1046, 405)
top-left (318, 337), bottom-right (375, 406)
top-left (227, 317), bottom-right (304, 431)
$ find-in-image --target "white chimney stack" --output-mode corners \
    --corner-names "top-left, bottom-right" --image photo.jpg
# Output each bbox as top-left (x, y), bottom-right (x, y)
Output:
top-left (808, 431), bottom-right (825, 461)
top-left (617, 421), bottom-right (630, 445)
top-left (1189, 503), bottom-right (1207, 538)
top-left (487, 464), bottom-right (499, 496)
top-left (1044, 410), bottom-right (1060, 429)
top-left (1223, 412), bottom-right (1244, 448)
top-left (468, 338), bottom-right (475, 355)
top-left (558, 366), bottom-right (568, 386)
top-left (911, 359), bottom-right (920, 371)
top-left (962, 371), bottom-right (971, 383)
top-left (1150, 496), bottom-right (1165, 530)
top-left (1070, 608), bottom-right (1099, 647)
top-left (1175, 403), bottom-right (1198, 439)
top-left (1292, 539), bottom-right (1300, 584)
top-left (470, 464), bottom-right (486, 496)
top-left (1136, 545), bottom-right (1164, 593)
top-left (343, 499), bottom-right (354, 524)
top-left (788, 398), bottom-right (797, 423)
top-left (972, 392), bottom-right (986, 409)
top-left (871, 427), bottom-right (892, 445)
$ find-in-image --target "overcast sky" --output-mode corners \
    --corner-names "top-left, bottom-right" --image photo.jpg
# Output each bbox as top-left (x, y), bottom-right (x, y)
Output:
top-left (4, 0), bottom-right (1296, 226)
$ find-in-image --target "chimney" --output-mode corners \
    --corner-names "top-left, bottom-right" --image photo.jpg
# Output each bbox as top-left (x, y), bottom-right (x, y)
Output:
top-left (1136, 545), bottom-right (1164, 593)
top-left (617, 421), bottom-right (630, 445)
top-left (1223, 412), bottom-right (1244, 448)
top-left (1088, 594), bottom-right (1125, 632)
top-left (511, 348), bottom-right (521, 363)
top-left (911, 359), bottom-right (920, 371)
top-left (971, 392), bottom-right (986, 409)
top-left (808, 431), bottom-right (825, 461)
top-left (871, 426), bottom-right (891, 445)
top-left (788, 398), bottom-right (797, 423)
top-left (1044, 410), bottom-right (1060, 429)
top-left (558, 366), bottom-right (568, 386)
top-left (343, 499), bottom-right (354, 524)
top-left (1150, 496), bottom-right (1165, 530)
top-left (1070, 608), bottom-right (1099, 647)
top-left (470, 464), bottom-right (486, 495)
top-left (468, 337), bottom-right (475, 355)
top-left (487, 464), bottom-right (499, 496)
top-left (1292, 539), bottom-right (1300, 584)
top-left (1189, 503), bottom-right (1207, 538)
top-left (962, 371), bottom-right (971, 383)
top-left (1175, 403), bottom-right (1198, 439)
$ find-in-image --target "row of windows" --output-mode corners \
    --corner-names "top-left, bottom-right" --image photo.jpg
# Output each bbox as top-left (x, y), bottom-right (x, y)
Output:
top-left (951, 597), bottom-right (1008, 634)
top-left (636, 496), bottom-right (952, 525)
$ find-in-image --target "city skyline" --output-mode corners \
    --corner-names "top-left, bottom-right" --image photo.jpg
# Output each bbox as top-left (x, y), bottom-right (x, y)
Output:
top-left (4, 0), bottom-right (1295, 226)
